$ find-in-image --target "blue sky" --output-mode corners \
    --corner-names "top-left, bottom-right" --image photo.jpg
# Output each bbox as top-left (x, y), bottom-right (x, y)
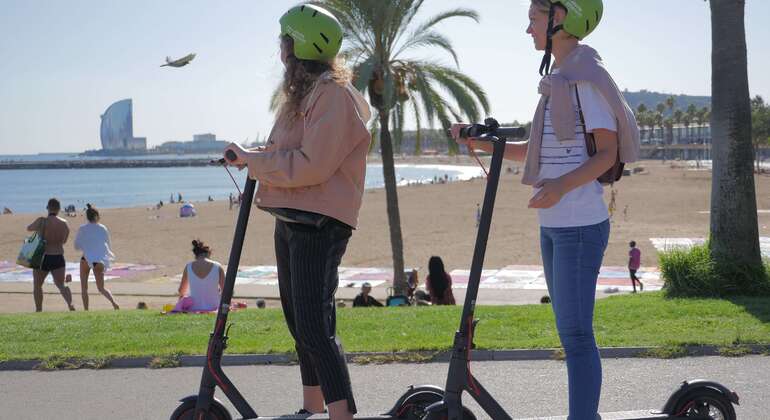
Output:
top-left (1, 0), bottom-right (769, 155)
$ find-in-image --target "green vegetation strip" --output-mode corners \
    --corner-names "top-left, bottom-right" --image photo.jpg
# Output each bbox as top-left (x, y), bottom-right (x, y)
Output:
top-left (1, 293), bottom-right (768, 362)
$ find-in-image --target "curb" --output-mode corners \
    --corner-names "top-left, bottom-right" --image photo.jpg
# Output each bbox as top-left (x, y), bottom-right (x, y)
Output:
top-left (1, 345), bottom-right (768, 371)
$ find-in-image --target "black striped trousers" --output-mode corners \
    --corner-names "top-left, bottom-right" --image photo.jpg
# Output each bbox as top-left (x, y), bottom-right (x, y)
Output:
top-left (274, 219), bottom-right (357, 413)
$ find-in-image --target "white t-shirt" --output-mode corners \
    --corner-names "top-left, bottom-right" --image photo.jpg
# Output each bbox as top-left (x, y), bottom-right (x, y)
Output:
top-left (74, 223), bottom-right (115, 267)
top-left (535, 78), bottom-right (617, 228)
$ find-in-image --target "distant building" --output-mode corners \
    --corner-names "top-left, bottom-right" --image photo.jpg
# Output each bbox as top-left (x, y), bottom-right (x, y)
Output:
top-left (638, 124), bottom-right (711, 145)
top-left (155, 133), bottom-right (230, 153)
top-left (193, 133), bottom-right (216, 143)
top-left (100, 99), bottom-right (147, 151)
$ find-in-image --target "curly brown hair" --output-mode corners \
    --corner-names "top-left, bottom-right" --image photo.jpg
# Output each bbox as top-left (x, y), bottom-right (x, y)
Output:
top-left (278, 35), bottom-right (351, 119)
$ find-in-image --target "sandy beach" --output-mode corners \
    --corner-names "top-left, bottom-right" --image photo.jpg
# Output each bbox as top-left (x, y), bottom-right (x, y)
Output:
top-left (2, 158), bottom-right (769, 312)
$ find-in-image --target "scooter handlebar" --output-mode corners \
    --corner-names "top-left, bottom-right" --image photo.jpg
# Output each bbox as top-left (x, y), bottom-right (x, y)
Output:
top-left (459, 124), bottom-right (526, 140)
top-left (211, 149), bottom-right (240, 166)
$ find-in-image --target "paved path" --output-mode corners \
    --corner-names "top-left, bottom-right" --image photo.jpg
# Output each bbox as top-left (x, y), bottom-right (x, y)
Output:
top-left (1, 357), bottom-right (766, 419)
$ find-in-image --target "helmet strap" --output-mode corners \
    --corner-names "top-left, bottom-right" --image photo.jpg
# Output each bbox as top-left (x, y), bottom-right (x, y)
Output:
top-left (539, 5), bottom-right (563, 76)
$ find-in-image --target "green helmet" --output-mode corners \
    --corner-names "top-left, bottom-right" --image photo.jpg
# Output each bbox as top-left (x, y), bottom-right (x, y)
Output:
top-left (280, 4), bottom-right (343, 62)
top-left (552, 0), bottom-right (603, 40)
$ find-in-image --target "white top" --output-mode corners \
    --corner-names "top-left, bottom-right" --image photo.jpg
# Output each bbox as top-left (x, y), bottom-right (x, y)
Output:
top-left (74, 223), bottom-right (115, 268)
top-left (186, 261), bottom-right (222, 311)
top-left (535, 77), bottom-right (617, 228)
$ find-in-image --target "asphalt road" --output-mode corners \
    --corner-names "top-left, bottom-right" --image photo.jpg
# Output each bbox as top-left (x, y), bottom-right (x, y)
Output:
top-left (0, 356), bottom-right (767, 419)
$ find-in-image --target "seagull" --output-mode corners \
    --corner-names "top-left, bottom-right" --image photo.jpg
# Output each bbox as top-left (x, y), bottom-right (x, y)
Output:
top-left (161, 53), bottom-right (196, 68)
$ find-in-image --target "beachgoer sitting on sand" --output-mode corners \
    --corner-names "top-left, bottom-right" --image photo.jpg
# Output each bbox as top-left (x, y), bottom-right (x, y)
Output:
top-left (179, 203), bottom-right (196, 218)
top-left (425, 256), bottom-right (455, 305)
top-left (74, 204), bottom-right (119, 310)
top-left (65, 204), bottom-right (77, 217)
top-left (352, 282), bottom-right (382, 307)
top-left (176, 239), bottom-right (224, 312)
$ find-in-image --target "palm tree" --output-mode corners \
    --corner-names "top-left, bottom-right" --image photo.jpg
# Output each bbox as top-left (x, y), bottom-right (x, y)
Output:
top-left (665, 96), bottom-right (676, 115)
top-left (636, 104), bottom-right (648, 141)
top-left (317, 0), bottom-right (490, 294)
top-left (686, 104), bottom-right (698, 142)
top-left (665, 96), bottom-right (676, 144)
top-left (709, 0), bottom-right (763, 293)
top-left (655, 103), bottom-right (666, 144)
top-left (673, 109), bottom-right (683, 144)
top-left (664, 117), bottom-right (674, 157)
top-left (696, 107), bottom-right (706, 141)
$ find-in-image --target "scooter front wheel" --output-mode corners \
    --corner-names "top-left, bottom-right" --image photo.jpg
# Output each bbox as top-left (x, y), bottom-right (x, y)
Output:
top-left (170, 398), bottom-right (232, 420)
top-left (672, 388), bottom-right (736, 420)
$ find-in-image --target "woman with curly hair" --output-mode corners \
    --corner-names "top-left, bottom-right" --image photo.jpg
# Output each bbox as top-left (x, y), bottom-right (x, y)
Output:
top-left (223, 4), bottom-right (371, 419)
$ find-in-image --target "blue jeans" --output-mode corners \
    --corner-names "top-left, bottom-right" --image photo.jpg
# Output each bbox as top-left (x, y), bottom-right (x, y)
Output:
top-left (540, 219), bottom-right (610, 420)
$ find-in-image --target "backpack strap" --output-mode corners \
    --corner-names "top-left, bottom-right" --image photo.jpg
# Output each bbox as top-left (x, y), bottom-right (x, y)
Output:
top-left (574, 83), bottom-right (624, 185)
top-left (574, 85), bottom-right (597, 156)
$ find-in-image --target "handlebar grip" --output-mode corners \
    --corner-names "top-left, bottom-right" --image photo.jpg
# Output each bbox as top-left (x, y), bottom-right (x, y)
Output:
top-left (495, 127), bottom-right (527, 139)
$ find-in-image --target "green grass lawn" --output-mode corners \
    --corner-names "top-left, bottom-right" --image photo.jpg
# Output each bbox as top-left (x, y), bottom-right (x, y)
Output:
top-left (1, 292), bottom-right (768, 362)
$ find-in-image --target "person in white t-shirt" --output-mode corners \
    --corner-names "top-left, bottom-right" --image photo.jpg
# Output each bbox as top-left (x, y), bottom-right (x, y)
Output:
top-left (74, 204), bottom-right (119, 310)
top-left (450, 1), bottom-right (628, 418)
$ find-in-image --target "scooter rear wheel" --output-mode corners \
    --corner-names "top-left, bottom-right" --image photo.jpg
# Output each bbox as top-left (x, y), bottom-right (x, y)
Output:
top-left (672, 388), bottom-right (736, 420)
top-left (395, 390), bottom-right (444, 419)
top-left (170, 398), bottom-right (232, 420)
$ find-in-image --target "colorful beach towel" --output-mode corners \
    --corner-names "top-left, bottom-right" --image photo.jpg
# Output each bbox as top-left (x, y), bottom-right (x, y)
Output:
top-left (169, 264), bottom-right (661, 292)
top-left (0, 261), bottom-right (158, 283)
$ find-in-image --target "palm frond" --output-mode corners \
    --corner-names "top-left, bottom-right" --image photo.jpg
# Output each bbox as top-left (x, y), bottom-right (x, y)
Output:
top-left (413, 8), bottom-right (479, 36)
top-left (394, 31), bottom-right (459, 66)
top-left (422, 65), bottom-right (481, 121)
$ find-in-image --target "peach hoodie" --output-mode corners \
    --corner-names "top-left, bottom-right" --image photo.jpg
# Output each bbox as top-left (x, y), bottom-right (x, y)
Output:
top-left (247, 72), bottom-right (372, 228)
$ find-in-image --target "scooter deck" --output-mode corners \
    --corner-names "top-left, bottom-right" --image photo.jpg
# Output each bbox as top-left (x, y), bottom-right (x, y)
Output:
top-left (520, 410), bottom-right (669, 419)
top-left (237, 410), bottom-right (669, 420)
top-left (236, 415), bottom-right (393, 419)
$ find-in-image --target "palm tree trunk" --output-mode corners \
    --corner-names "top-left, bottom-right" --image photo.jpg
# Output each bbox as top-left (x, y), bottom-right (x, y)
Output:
top-left (709, 0), bottom-right (763, 277)
top-left (378, 110), bottom-right (407, 295)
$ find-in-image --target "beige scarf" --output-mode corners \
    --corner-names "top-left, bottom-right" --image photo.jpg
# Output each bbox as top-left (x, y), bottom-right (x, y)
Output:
top-left (521, 45), bottom-right (640, 185)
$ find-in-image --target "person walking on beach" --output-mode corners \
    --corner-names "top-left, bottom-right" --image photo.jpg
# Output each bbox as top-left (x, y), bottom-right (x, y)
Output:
top-left (74, 204), bottom-right (119, 310)
top-left (452, 1), bottom-right (640, 417)
top-left (223, 4), bottom-right (371, 419)
top-left (27, 198), bottom-right (75, 312)
top-left (628, 240), bottom-right (643, 292)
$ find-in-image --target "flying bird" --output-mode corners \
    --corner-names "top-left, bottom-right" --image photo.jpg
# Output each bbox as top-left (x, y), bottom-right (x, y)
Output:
top-left (161, 53), bottom-right (196, 68)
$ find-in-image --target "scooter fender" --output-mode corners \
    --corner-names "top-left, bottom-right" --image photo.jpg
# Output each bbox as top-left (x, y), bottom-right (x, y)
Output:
top-left (178, 395), bottom-right (229, 409)
top-left (384, 385), bottom-right (445, 416)
top-left (661, 379), bottom-right (739, 413)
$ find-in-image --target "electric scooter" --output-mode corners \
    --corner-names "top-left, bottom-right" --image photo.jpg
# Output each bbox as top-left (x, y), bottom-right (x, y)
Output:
top-left (170, 150), bottom-right (445, 420)
top-left (423, 119), bottom-right (740, 419)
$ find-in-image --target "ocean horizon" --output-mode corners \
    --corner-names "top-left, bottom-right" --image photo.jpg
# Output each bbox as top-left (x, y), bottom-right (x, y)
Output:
top-left (0, 160), bottom-right (483, 214)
